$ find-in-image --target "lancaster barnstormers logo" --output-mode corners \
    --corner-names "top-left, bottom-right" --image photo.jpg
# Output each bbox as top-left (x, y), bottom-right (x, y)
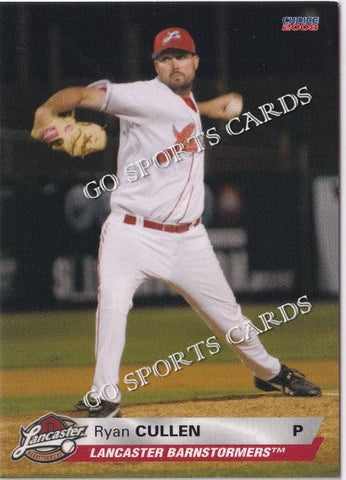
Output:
top-left (157, 122), bottom-right (201, 164)
top-left (173, 123), bottom-right (200, 153)
top-left (11, 413), bottom-right (87, 463)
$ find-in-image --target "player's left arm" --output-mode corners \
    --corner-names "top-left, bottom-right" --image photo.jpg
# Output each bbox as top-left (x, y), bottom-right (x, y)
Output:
top-left (197, 92), bottom-right (243, 120)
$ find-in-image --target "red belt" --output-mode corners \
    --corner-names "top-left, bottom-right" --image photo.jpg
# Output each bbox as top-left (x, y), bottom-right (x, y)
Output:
top-left (124, 214), bottom-right (201, 233)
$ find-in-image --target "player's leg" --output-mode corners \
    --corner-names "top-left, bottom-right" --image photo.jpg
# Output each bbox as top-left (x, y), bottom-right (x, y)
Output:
top-left (88, 220), bottom-right (186, 416)
top-left (171, 227), bottom-right (280, 380)
top-left (90, 217), bottom-right (147, 406)
top-left (170, 225), bottom-right (321, 396)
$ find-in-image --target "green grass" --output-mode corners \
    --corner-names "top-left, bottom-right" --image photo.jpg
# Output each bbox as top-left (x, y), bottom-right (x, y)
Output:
top-left (0, 302), bottom-right (339, 369)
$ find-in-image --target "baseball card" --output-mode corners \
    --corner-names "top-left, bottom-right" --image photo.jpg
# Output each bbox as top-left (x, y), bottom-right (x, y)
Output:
top-left (0, 1), bottom-right (341, 479)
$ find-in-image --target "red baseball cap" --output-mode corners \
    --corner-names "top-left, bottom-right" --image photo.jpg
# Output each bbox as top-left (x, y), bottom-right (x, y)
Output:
top-left (152, 27), bottom-right (196, 59)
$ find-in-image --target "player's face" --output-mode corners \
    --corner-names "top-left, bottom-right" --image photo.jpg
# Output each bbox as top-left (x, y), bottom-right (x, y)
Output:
top-left (154, 51), bottom-right (200, 96)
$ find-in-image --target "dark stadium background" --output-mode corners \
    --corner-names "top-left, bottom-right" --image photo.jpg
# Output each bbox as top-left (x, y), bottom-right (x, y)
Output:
top-left (0, 2), bottom-right (339, 310)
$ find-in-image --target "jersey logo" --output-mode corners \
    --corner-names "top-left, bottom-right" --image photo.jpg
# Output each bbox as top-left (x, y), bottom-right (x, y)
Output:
top-left (163, 30), bottom-right (181, 44)
top-left (156, 122), bottom-right (200, 165)
top-left (173, 123), bottom-right (199, 153)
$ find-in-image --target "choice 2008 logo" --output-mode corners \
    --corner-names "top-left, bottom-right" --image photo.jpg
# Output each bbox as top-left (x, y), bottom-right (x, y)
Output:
top-left (282, 16), bottom-right (319, 31)
top-left (11, 413), bottom-right (87, 463)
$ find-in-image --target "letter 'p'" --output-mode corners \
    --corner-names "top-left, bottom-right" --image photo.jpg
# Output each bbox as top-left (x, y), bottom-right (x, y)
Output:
top-left (293, 425), bottom-right (303, 436)
top-left (135, 366), bottom-right (152, 386)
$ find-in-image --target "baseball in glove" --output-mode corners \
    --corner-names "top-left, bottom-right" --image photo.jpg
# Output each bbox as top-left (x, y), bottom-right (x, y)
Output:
top-left (31, 114), bottom-right (107, 159)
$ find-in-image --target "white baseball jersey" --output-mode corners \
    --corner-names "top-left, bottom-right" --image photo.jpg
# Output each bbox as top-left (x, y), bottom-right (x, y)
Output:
top-left (91, 78), bottom-right (204, 224)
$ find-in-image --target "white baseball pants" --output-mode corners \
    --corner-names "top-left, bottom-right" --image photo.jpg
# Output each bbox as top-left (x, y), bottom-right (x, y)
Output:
top-left (91, 212), bottom-right (281, 398)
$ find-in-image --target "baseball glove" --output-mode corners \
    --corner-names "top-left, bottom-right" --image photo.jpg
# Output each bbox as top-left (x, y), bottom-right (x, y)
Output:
top-left (31, 114), bottom-right (107, 159)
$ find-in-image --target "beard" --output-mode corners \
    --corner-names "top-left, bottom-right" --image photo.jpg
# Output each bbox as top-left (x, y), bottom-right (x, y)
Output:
top-left (166, 71), bottom-right (194, 95)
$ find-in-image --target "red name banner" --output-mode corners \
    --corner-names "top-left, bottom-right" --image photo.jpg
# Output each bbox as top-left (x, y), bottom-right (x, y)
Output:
top-left (65, 437), bottom-right (323, 462)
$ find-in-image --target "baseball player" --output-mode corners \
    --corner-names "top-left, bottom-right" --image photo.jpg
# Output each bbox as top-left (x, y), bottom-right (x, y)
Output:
top-left (32, 27), bottom-right (321, 417)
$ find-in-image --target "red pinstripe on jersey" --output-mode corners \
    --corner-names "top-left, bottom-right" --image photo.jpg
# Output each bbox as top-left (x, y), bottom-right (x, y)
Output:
top-left (162, 152), bottom-right (195, 223)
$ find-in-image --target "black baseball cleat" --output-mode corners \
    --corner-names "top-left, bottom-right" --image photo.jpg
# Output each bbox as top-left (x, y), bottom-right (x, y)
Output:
top-left (254, 364), bottom-right (322, 397)
top-left (88, 400), bottom-right (122, 418)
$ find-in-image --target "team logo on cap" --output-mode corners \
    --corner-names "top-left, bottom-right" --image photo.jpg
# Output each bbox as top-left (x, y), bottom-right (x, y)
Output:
top-left (163, 30), bottom-right (181, 44)
top-left (11, 413), bottom-right (87, 463)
